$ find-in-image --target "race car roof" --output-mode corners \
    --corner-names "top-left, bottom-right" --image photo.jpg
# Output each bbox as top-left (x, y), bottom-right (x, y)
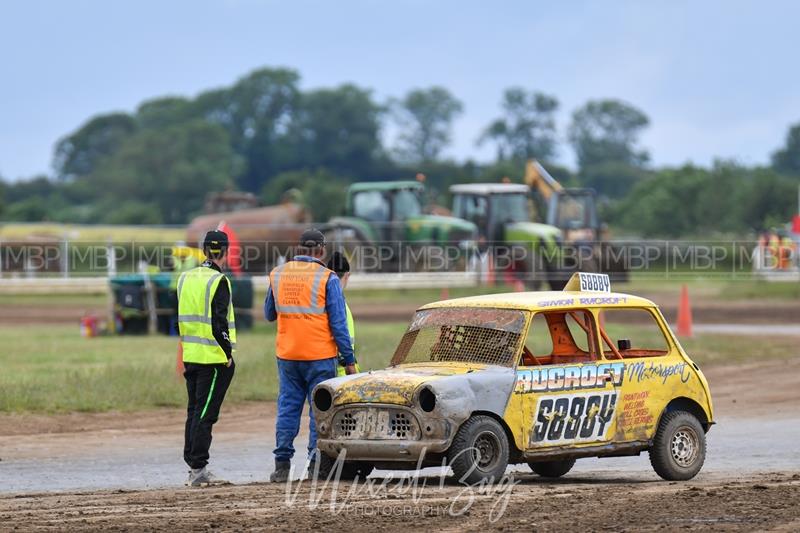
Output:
top-left (420, 290), bottom-right (657, 312)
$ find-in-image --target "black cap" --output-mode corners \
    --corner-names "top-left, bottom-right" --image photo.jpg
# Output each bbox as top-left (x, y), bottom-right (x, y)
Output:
top-left (203, 230), bottom-right (229, 252)
top-left (299, 228), bottom-right (325, 248)
top-left (327, 251), bottom-right (350, 275)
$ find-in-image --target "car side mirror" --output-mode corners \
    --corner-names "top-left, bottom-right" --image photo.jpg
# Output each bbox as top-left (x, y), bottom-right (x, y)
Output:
top-left (618, 339), bottom-right (631, 351)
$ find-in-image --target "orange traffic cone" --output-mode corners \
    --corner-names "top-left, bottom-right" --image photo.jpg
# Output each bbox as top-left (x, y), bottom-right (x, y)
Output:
top-left (175, 341), bottom-right (185, 377)
top-left (677, 285), bottom-right (693, 338)
top-left (440, 287), bottom-right (450, 300)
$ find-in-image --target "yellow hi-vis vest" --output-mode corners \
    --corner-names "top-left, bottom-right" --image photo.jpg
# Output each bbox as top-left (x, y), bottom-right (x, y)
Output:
top-left (336, 303), bottom-right (360, 377)
top-left (177, 266), bottom-right (236, 364)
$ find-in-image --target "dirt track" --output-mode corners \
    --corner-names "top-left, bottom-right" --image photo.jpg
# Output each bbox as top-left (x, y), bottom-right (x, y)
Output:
top-left (3, 473), bottom-right (799, 531)
top-left (2, 358), bottom-right (800, 530)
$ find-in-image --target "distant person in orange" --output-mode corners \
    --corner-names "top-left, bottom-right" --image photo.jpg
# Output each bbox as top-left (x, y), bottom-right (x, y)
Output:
top-left (777, 230), bottom-right (796, 270)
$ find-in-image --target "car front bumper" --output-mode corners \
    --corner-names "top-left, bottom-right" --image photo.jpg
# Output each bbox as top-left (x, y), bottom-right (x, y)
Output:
top-left (316, 437), bottom-right (451, 462)
top-left (315, 402), bottom-right (457, 462)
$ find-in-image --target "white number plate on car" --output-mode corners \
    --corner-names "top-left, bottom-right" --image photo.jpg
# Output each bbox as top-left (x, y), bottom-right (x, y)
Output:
top-left (578, 272), bottom-right (611, 293)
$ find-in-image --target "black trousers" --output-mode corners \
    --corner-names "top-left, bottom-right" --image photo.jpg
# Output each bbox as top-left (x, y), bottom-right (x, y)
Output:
top-left (183, 361), bottom-right (235, 469)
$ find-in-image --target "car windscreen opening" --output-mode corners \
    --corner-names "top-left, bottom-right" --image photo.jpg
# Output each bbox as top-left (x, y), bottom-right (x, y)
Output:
top-left (390, 307), bottom-right (527, 367)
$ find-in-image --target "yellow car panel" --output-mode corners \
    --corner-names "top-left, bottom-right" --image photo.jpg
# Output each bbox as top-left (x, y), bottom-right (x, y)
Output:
top-left (313, 273), bottom-right (714, 481)
top-left (332, 363), bottom-right (486, 406)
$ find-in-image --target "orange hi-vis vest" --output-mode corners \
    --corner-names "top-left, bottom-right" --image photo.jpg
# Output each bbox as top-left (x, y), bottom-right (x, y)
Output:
top-left (269, 260), bottom-right (337, 360)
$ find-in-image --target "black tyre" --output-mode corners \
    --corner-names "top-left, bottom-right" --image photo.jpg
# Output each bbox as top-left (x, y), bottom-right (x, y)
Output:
top-left (528, 458), bottom-right (576, 478)
top-left (316, 453), bottom-right (374, 481)
top-left (649, 410), bottom-right (706, 481)
top-left (447, 415), bottom-right (509, 484)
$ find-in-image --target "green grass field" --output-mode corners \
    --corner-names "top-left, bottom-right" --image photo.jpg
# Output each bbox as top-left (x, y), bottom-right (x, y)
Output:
top-left (4, 276), bottom-right (800, 309)
top-left (2, 321), bottom-right (795, 414)
top-left (0, 322), bottom-right (408, 413)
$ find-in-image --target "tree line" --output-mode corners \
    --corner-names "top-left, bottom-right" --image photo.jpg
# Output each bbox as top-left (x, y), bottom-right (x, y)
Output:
top-left (1, 66), bottom-right (799, 236)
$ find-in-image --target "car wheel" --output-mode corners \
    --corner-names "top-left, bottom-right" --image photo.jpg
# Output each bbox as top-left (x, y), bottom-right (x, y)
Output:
top-left (447, 415), bottom-right (509, 484)
top-left (528, 458), bottom-right (576, 478)
top-left (649, 410), bottom-right (706, 481)
top-left (316, 453), bottom-right (374, 481)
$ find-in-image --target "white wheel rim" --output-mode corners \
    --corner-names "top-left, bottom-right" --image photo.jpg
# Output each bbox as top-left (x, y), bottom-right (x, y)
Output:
top-left (671, 426), bottom-right (699, 467)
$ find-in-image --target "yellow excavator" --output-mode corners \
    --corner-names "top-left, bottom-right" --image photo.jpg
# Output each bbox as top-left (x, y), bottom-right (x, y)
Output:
top-left (524, 160), bottom-right (627, 279)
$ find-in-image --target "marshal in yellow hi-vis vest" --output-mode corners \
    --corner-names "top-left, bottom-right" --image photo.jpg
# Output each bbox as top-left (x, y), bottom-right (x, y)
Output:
top-left (178, 266), bottom-right (237, 364)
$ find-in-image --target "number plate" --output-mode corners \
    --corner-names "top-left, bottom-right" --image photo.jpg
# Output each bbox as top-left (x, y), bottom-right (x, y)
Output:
top-left (578, 272), bottom-right (611, 293)
top-left (362, 408), bottom-right (391, 437)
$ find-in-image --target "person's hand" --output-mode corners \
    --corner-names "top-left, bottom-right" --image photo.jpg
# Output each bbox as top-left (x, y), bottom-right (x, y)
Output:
top-left (345, 363), bottom-right (357, 375)
top-left (226, 358), bottom-right (233, 368)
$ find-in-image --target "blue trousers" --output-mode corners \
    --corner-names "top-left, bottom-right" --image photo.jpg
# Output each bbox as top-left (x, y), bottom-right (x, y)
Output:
top-left (274, 357), bottom-right (337, 462)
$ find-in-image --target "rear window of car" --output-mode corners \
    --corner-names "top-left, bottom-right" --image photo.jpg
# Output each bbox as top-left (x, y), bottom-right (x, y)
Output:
top-left (597, 308), bottom-right (671, 358)
top-left (390, 307), bottom-right (527, 367)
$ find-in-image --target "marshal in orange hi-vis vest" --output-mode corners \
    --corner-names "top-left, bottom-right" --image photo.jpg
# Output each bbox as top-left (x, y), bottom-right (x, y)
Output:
top-left (269, 260), bottom-right (337, 360)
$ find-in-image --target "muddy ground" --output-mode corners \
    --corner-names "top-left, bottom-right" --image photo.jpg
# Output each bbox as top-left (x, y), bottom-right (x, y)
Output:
top-left (1, 358), bottom-right (799, 530)
top-left (3, 473), bottom-right (799, 532)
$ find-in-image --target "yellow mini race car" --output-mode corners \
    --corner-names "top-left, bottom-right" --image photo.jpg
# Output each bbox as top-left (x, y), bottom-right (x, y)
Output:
top-left (312, 273), bottom-right (713, 483)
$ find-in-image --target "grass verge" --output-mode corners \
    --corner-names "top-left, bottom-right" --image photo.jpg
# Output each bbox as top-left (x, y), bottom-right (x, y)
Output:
top-left (2, 320), bottom-right (795, 413)
top-left (0, 322), bottom-right (406, 413)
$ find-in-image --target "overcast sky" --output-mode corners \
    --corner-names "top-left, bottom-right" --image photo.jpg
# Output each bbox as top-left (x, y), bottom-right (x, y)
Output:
top-left (1, 0), bottom-right (798, 180)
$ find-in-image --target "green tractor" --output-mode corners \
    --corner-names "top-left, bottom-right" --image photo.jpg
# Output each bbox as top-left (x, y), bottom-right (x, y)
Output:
top-left (450, 183), bottom-right (567, 290)
top-left (321, 181), bottom-right (478, 272)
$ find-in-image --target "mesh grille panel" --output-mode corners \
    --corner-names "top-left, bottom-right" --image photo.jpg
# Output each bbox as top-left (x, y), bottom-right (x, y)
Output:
top-left (340, 412), bottom-right (357, 437)
top-left (332, 407), bottom-right (421, 440)
top-left (390, 325), bottom-right (522, 367)
top-left (390, 412), bottom-right (412, 438)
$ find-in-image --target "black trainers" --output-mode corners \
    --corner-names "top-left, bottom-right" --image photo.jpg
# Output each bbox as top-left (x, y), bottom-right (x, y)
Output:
top-left (269, 461), bottom-right (291, 483)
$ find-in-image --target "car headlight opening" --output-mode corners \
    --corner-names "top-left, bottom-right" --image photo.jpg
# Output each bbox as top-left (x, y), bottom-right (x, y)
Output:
top-left (314, 388), bottom-right (333, 412)
top-left (419, 386), bottom-right (436, 412)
